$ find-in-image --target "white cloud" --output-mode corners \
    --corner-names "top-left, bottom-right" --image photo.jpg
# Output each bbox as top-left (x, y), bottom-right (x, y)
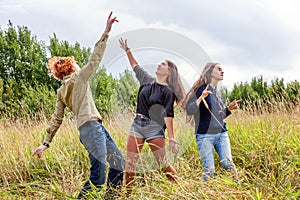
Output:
top-left (0, 0), bottom-right (300, 88)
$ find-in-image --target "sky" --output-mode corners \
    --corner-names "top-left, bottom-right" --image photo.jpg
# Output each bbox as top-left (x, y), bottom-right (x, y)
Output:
top-left (1, 0), bottom-right (300, 90)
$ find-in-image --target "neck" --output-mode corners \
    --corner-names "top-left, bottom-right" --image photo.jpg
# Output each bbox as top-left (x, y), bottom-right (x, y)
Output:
top-left (156, 74), bottom-right (168, 85)
top-left (210, 79), bottom-right (218, 89)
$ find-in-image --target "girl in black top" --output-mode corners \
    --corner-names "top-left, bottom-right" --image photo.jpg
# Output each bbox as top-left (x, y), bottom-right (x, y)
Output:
top-left (119, 38), bottom-right (185, 193)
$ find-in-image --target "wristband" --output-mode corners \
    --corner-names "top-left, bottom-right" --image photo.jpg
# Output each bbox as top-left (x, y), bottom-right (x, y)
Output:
top-left (125, 47), bottom-right (130, 53)
top-left (43, 142), bottom-right (50, 148)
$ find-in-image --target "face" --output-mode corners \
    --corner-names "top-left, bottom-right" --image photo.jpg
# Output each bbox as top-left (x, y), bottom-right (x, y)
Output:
top-left (211, 64), bottom-right (224, 81)
top-left (156, 60), bottom-right (170, 76)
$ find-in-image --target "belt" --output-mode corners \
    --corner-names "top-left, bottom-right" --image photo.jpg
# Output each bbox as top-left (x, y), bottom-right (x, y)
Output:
top-left (136, 113), bottom-right (147, 118)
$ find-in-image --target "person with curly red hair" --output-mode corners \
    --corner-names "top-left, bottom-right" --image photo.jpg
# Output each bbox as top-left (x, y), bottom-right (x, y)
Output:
top-left (32, 12), bottom-right (124, 199)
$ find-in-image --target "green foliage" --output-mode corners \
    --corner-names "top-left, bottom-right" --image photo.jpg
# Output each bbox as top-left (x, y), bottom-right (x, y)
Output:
top-left (228, 75), bottom-right (300, 111)
top-left (1, 20), bottom-right (299, 119)
top-left (48, 33), bottom-right (91, 68)
top-left (0, 21), bottom-right (92, 119)
top-left (285, 80), bottom-right (300, 105)
top-left (112, 69), bottom-right (139, 112)
top-left (20, 84), bottom-right (56, 118)
top-left (89, 67), bottom-right (117, 117)
top-left (0, 21), bottom-right (53, 88)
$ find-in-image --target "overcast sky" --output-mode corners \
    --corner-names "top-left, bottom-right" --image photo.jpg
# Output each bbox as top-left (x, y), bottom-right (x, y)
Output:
top-left (1, 0), bottom-right (300, 89)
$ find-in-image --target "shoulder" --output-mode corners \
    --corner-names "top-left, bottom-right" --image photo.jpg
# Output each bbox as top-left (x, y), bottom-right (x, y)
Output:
top-left (161, 84), bottom-right (175, 97)
top-left (196, 84), bottom-right (207, 94)
top-left (133, 65), bottom-right (142, 72)
top-left (164, 85), bottom-right (174, 94)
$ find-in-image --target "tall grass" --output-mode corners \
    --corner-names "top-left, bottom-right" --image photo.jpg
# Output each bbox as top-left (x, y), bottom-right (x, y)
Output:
top-left (0, 104), bottom-right (299, 199)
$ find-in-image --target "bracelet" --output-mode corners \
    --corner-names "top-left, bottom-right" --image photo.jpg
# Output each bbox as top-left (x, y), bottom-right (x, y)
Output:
top-left (43, 142), bottom-right (50, 148)
top-left (125, 47), bottom-right (130, 53)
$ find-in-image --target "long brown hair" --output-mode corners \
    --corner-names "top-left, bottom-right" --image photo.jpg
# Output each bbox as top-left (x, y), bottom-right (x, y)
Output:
top-left (182, 62), bottom-right (219, 108)
top-left (165, 60), bottom-right (186, 106)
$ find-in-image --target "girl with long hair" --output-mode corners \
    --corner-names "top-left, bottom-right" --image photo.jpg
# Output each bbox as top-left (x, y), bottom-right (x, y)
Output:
top-left (119, 38), bottom-right (185, 193)
top-left (183, 62), bottom-right (241, 181)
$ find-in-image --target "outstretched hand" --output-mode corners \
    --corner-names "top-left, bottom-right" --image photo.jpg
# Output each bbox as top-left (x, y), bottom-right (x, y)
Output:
top-left (31, 145), bottom-right (48, 158)
top-left (119, 38), bottom-right (129, 51)
top-left (104, 11), bottom-right (119, 34)
top-left (169, 138), bottom-right (180, 154)
top-left (228, 99), bottom-right (242, 111)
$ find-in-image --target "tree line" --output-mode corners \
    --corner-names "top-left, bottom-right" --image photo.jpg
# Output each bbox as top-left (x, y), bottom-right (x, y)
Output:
top-left (0, 21), bottom-right (299, 119)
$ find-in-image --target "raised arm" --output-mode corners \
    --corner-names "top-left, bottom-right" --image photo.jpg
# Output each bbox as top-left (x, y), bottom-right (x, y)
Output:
top-left (78, 12), bottom-right (119, 82)
top-left (119, 38), bottom-right (139, 69)
top-left (119, 38), bottom-right (155, 85)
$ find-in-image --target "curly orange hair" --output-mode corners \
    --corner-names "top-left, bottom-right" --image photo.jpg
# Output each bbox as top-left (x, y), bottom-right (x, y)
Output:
top-left (47, 56), bottom-right (77, 80)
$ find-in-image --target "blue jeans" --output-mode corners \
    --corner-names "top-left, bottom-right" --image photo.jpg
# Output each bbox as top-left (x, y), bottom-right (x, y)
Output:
top-left (196, 131), bottom-right (237, 181)
top-left (79, 120), bottom-right (125, 190)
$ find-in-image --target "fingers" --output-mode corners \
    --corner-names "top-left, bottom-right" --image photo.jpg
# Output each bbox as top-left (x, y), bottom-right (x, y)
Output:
top-left (32, 149), bottom-right (41, 158)
top-left (108, 11), bottom-right (112, 19)
top-left (113, 17), bottom-right (119, 23)
top-left (204, 85), bottom-right (209, 91)
top-left (119, 38), bottom-right (129, 50)
top-left (31, 150), bottom-right (37, 157)
top-left (169, 145), bottom-right (178, 154)
top-left (229, 99), bottom-right (242, 111)
top-left (236, 99), bottom-right (242, 103)
top-left (108, 12), bottom-right (119, 23)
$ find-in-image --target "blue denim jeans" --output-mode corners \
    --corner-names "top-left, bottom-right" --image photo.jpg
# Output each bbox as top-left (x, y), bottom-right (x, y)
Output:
top-left (79, 120), bottom-right (125, 190)
top-left (196, 131), bottom-right (237, 181)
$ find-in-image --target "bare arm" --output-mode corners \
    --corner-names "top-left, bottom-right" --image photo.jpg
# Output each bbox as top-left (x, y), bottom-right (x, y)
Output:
top-left (119, 38), bottom-right (139, 69)
top-left (164, 117), bottom-right (179, 154)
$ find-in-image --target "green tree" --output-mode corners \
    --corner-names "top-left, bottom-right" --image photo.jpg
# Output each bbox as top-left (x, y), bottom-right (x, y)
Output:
top-left (0, 21), bottom-right (94, 118)
top-left (89, 67), bottom-right (117, 117)
top-left (286, 80), bottom-right (300, 106)
top-left (0, 21), bottom-right (51, 87)
top-left (114, 69), bottom-right (139, 110)
top-left (49, 33), bottom-right (90, 67)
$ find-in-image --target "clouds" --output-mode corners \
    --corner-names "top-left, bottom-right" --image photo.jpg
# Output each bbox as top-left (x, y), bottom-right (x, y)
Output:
top-left (0, 0), bottom-right (300, 88)
top-left (102, 0), bottom-right (297, 71)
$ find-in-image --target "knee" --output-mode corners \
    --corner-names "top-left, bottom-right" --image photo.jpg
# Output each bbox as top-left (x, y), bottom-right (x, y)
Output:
top-left (125, 157), bottom-right (138, 172)
top-left (108, 154), bottom-right (125, 171)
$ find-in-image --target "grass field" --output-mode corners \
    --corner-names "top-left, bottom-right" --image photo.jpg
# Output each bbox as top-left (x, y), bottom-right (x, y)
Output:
top-left (0, 108), bottom-right (299, 199)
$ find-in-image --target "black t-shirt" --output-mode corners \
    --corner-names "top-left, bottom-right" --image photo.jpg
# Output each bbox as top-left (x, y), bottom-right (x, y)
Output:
top-left (133, 66), bottom-right (175, 127)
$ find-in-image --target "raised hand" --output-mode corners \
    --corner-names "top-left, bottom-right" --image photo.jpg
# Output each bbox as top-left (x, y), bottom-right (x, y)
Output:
top-left (104, 11), bottom-right (119, 34)
top-left (119, 38), bottom-right (129, 52)
top-left (228, 99), bottom-right (242, 111)
top-left (197, 85), bottom-right (212, 105)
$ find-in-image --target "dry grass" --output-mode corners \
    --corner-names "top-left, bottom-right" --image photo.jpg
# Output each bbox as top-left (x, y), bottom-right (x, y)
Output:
top-left (0, 104), bottom-right (299, 199)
